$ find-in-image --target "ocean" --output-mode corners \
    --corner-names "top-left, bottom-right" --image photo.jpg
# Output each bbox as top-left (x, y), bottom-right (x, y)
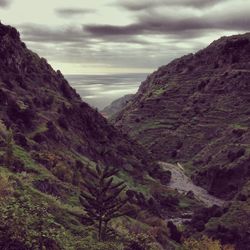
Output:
top-left (65, 73), bottom-right (147, 110)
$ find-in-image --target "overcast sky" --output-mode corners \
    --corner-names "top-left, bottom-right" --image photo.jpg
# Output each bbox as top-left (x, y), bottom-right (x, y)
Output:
top-left (0, 0), bottom-right (249, 74)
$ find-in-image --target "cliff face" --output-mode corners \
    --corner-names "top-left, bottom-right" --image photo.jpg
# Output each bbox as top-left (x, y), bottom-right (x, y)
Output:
top-left (114, 33), bottom-right (250, 199)
top-left (0, 23), bottom-right (156, 175)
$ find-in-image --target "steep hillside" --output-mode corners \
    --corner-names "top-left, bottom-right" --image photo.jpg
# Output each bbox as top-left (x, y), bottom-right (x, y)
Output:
top-left (115, 33), bottom-right (250, 199)
top-left (102, 94), bottom-right (134, 118)
top-left (0, 23), bottom-right (155, 176)
top-left (0, 23), bottom-right (183, 249)
top-left (114, 33), bottom-right (250, 248)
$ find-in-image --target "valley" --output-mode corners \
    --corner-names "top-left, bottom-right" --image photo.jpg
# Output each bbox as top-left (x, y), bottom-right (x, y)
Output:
top-left (0, 21), bottom-right (249, 250)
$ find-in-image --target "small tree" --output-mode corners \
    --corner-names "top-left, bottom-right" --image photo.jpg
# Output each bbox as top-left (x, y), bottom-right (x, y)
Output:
top-left (80, 164), bottom-right (128, 241)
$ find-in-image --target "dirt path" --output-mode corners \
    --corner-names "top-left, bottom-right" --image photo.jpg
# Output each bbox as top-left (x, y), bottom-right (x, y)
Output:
top-left (160, 162), bottom-right (225, 207)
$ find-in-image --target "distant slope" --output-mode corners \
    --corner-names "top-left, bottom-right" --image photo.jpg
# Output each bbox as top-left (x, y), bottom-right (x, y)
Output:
top-left (101, 94), bottom-right (134, 118)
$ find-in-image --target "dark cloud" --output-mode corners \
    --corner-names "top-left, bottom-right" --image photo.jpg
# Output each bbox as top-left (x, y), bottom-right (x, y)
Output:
top-left (13, 0), bottom-right (249, 77)
top-left (84, 24), bottom-right (141, 36)
top-left (19, 24), bottom-right (85, 43)
top-left (84, 11), bottom-right (250, 40)
top-left (55, 8), bottom-right (95, 18)
top-left (19, 23), bottom-right (191, 69)
top-left (118, 0), bottom-right (227, 11)
top-left (0, 0), bottom-right (11, 8)
top-left (84, 18), bottom-right (208, 39)
top-left (19, 23), bottom-right (148, 46)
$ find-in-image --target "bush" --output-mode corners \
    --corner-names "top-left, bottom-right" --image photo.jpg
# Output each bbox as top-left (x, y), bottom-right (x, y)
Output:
top-left (0, 174), bottom-right (13, 198)
top-left (181, 236), bottom-right (235, 250)
top-left (227, 148), bottom-right (245, 162)
top-left (52, 162), bottom-right (73, 182)
top-left (7, 100), bottom-right (35, 129)
top-left (13, 133), bottom-right (29, 148)
top-left (124, 233), bottom-right (161, 250)
top-left (58, 116), bottom-right (68, 130)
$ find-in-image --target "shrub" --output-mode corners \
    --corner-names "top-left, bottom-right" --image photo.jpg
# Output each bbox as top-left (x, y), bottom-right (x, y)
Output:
top-left (0, 174), bottom-right (13, 198)
top-left (124, 233), bottom-right (161, 250)
top-left (13, 133), bottom-right (28, 148)
top-left (52, 162), bottom-right (73, 183)
top-left (0, 195), bottom-right (62, 249)
top-left (58, 116), bottom-right (68, 130)
top-left (181, 236), bottom-right (235, 250)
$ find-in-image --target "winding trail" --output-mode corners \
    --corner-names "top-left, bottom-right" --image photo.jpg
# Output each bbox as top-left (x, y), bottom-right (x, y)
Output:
top-left (160, 162), bottom-right (225, 207)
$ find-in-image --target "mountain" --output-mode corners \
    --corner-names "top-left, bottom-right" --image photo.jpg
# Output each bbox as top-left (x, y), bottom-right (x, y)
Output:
top-left (1, 21), bottom-right (248, 249)
top-left (0, 23), bottom-right (183, 249)
top-left (101, 94), bottom-right (134, 118)
top-left (0, 24), bottom-right (154, 174)
top-left (114, 33), bottom-right (250, 248)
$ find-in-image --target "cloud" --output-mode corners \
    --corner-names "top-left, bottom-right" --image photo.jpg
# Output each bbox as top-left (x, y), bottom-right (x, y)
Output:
top-left (118, 0), bottom-right (227, 11)
top-left (84, 18), bottom-right (207, 39)
top-left (55, 8), bottom-right (95, 18)
top-left (19, 24), bottom-right (85, 43)
top-left (84, 24), bottom-right (141, 36)
top-left (14, 0), bottom-right (250, 77)
top-left (19, 23), bottom-right (148, 46)
top-left (0, 0), bottom-right (11, 8)
top-left (84, 9), bottom-right (250, 40)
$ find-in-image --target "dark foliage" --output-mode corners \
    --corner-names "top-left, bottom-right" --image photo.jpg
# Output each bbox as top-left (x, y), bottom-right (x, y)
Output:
top-left (80, 164), bottom-right (129, 241)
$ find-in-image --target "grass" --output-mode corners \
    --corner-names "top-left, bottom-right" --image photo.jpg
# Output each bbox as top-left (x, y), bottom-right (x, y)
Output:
top-left (0, 140), bottom-right (177, 249)
top-left (117, 170), bottom-right (150, 196)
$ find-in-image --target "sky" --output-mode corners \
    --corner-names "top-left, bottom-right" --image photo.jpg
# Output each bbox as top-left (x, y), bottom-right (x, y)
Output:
top-left (0, 0), bottom-right (249, 74)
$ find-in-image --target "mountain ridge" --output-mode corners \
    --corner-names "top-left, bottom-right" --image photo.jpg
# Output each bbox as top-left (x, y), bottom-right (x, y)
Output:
top-left (114, 32), bottom-right (250, 248)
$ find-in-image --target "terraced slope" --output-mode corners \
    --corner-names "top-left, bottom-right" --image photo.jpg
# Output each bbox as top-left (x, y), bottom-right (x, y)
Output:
top-left (114, 33), bottom-right (250, 248)
top-left (115, 33), bottom-right (250, 200)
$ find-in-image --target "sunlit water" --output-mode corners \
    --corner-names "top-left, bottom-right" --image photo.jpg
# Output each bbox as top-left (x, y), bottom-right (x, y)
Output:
top-left (65, 73), bottom-right (147, 110)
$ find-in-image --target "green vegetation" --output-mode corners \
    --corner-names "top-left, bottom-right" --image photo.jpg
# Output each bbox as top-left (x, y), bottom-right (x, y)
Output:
top-left (0, 137), bottom-right (173, 249)
top-left (3, 128), bottom-right (14, 168)
top-left (80, 164), bottom-right (128, 241)
top-left (180, 236), bottom-right (235, 250)
top-left (118, 170), bottom-right (150, 196)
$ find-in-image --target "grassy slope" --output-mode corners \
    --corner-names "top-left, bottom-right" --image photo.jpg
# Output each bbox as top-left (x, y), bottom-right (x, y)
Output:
top-left (0, 139), bottom-right (179, 249)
